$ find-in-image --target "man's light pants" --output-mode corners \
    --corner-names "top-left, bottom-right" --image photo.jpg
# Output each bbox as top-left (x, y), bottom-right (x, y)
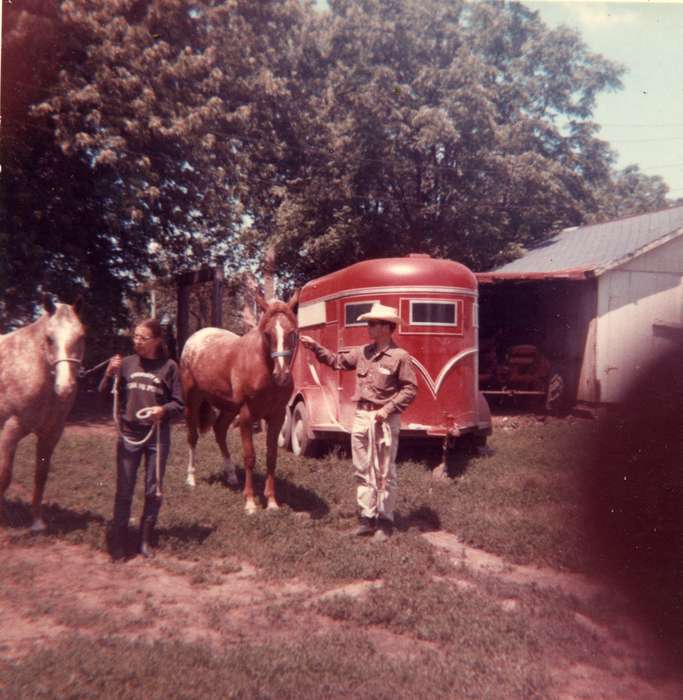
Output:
top-left (351, 410), bottom-right (401, 521)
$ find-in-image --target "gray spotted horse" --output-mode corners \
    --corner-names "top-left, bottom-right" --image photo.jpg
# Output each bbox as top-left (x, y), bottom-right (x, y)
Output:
top-left (0, 296), bottom-right (85, 532)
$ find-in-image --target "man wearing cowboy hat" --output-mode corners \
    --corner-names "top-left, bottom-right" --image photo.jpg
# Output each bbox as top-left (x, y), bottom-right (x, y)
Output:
top-left (300, 302), bottom-right (417, 541)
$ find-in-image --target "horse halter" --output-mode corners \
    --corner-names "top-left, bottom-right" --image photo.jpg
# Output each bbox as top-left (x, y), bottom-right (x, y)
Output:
top-left (270, 350), bottom-right (293, 359)
top-left (49, 357), bottom-right (83, 375)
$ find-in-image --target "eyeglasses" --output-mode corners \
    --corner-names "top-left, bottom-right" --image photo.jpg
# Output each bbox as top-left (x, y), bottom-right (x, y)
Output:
top-left (133, 334), bottom-right (154, 342)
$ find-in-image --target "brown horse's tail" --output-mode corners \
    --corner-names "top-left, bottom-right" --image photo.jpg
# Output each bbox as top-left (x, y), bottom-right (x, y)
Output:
top-left (198, 401), bottom-right (216, 434)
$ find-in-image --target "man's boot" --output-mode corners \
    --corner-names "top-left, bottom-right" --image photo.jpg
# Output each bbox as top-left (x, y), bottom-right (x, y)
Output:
top-left (108, 525), bottom-right (128, 562)
top-left (351, 516), bottom-right (376, 537)
top-left (139, 520), bottom-right (155, 559)
top-left (372, 517), bottom-right (394, 542)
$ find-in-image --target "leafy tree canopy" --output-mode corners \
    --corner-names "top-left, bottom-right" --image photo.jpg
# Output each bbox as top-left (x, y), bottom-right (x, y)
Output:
top-left (2, 0), bottom-right (310, 332)
top-left (587, 165), bottom-right (670, 223)
top-left (267, 0), bottom-right (638, 281)
top-left (2, 0), bottom-right (674, 336)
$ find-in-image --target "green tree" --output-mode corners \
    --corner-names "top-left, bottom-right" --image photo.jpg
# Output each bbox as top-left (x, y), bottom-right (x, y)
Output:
top-left (1, 1), bottom-right (106, 327)
top-left (3, 0), bottom-right (675, 335)
top-left (267, 0), bottom-right (630, 280)
top-left (2, 0), bottom-right (310, 333)
top-left (588, 165), bottom-right (670, 223)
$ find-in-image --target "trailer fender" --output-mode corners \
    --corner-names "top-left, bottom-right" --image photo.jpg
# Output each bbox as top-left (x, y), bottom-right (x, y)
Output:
top-left (287, 386), bottom-right (336, 439)
top-left (477, 391), bottom-right (493, 435)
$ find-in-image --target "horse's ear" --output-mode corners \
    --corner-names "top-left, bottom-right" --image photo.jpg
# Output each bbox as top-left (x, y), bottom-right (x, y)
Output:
top-left (43, 294), bottom-right (56, 316)
top-left (255, 293), bottom-right (269, 313)
top-left (287, 289), bottom-right (300, 314)
top-left (242, 304), bottom-right (257, 330)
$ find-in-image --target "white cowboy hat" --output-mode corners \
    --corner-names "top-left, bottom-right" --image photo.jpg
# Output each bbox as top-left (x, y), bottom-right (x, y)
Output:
top-left (357, 302), bottom-right (401, 325)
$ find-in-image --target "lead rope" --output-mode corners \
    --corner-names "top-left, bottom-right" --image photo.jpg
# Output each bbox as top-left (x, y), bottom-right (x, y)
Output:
top-left (78, 357), bottom-right (112, 378)
top-left (112, 375), bottom-right (162, 498)
top-left (367, 412), bottom-right (392, 497)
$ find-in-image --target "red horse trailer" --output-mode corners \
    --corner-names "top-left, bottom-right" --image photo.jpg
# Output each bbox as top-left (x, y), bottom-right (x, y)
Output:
top-left (280, 254), bottom-right (492, 455)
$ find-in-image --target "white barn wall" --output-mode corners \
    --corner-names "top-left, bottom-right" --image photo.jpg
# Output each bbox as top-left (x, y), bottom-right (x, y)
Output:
top-left (595, 236), bottom-right (683, 403)
top-left (576, 285), bottom-right (599, 403)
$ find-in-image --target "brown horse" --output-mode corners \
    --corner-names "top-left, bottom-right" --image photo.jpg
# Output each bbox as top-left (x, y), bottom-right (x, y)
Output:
top-left (0, 296), bottom-right (85, 531)
top-left (180, 291), bottom-right (299, 513)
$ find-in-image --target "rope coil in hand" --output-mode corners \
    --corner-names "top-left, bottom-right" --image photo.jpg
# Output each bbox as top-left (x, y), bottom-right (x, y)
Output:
top-left (112, 375), bottom-right (162, 498)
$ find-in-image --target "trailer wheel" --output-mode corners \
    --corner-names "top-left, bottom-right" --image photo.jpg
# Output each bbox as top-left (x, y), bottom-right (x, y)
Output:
top-left (291, 402), bottom-right (321, 457)
top-left (277, 408), bottom-right (292, 450)
top-left (456, 433), bottom-right (488, 455)
top-left (545, 370), bottom-right (566, 415)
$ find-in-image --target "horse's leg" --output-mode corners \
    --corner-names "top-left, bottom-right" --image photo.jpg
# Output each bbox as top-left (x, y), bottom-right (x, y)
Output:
top-left (31, 428), bottom-right (63, 533)
top-left (239, 406), bottom-right (258, 514)
top-left (185, 394), bottom-right (200, 487)
top-left (213, 409), bottom-right (239, 487)
top-left (0, 417), bottom-right (27, 520)
top-left (264, 413), bottom-right (285, 511)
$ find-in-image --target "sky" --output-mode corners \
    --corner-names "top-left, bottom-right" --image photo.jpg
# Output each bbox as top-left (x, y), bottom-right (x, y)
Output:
top-left (520, 1), bottom-right (683, 199)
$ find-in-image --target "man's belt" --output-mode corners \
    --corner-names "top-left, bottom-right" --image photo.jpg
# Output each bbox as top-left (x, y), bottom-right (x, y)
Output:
top-left (357, 399), bottom-right (385, 411)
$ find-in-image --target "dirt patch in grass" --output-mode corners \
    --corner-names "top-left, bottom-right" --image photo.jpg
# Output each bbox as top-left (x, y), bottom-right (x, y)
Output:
top-left (2, 528), bottom-right (681, 700)
top-left (1, 533), bottom-right (315, 658)
top-left (423, 530), bottom-right (606, 601)
top-left (0, 532), bottom-right (441, 663)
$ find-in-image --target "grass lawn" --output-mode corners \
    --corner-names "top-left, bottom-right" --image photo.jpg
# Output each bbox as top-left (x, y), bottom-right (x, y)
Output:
top-left (6, 417), bottom-right (599, 579)
top-left (3, 415), bottom-right (680, 699)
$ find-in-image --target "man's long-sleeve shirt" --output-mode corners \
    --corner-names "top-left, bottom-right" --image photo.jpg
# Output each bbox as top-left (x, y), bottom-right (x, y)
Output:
top-left (308, 340), bottom-right (417, 416)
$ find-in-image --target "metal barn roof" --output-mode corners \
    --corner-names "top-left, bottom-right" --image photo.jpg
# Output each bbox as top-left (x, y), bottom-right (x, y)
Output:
top-left (479, 205), bottom-right (683, 282)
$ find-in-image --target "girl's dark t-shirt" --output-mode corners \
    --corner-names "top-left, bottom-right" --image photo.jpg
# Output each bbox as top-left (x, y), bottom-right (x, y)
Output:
top-left (99, 355), bottom-right (184, 437)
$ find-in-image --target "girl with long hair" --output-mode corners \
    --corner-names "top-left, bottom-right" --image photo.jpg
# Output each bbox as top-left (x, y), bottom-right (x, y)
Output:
top-left (99, 318), bottom-right (183, 560)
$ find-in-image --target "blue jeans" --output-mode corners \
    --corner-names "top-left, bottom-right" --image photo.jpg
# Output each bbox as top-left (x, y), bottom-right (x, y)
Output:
top-left (113, 424), bottom-right (170, 530)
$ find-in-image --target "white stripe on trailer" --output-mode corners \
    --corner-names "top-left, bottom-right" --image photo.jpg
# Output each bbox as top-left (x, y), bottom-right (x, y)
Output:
top-left (410, 347), bottom-right (479, 398)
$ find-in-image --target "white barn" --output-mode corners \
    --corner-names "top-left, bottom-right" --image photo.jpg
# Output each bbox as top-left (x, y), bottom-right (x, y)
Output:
top-left (477, 205), bottom-right (683, 405)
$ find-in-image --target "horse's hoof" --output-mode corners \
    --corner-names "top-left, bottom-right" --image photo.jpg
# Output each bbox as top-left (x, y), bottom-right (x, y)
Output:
top-left (30, 519), bottom-right (47, 534)
top-left (186, 475), bottom-right (196, 487)
top-left (266, 499), bottom-right (280, 511)
top-left (225, 470), bottom-right (239, 487)
top-left (245, 499), bottom-right (258, 515)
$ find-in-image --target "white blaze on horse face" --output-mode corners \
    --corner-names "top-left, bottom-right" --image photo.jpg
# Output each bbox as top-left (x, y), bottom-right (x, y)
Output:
top-left (275, 319), bottom-right (285, 371)
top-left (50, 307), bottom-right (84, 399)
top-left (54, 360), bottom-right (74, 398)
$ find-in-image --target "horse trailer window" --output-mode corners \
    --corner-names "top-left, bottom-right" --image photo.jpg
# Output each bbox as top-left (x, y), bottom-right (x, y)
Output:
top-left (345, 301), bottom-right (378, 326)
top-left (409, 301), bottom-right (457, 326)
top-left (298, 301), bottom-right (327, 328)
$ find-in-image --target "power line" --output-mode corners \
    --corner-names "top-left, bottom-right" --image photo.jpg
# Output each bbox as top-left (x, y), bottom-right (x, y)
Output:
top-left (640, 162), bottom-right (683, 171)
top-left (610, 136), bottom-right (683, 144)
top-left (600, 122), bottom-right (683, 128)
